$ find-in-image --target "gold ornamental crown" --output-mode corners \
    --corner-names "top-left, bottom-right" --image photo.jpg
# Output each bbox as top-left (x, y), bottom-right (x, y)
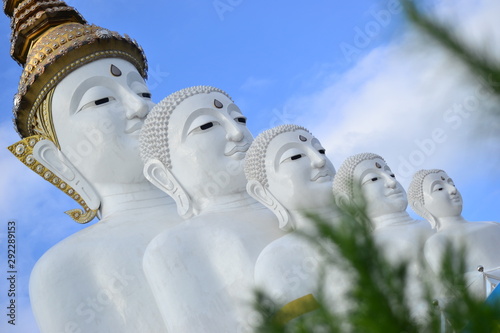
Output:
top-left (4, 0), bottom-right (148, 143)
top-left (4, 0), bottom-right (149, 223)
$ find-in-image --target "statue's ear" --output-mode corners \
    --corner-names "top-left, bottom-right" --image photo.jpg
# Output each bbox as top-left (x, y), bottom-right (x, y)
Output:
top-left (246, 180), bottom-right (291, 230)
top-left (144, 159), bottom-right (193, 219)
top-left (34, 139), bottom-right (100, 211)
top-left (411, 200), bottom-right (437, 229)
top-left (246, 179), bottom-right (273, 208)
top-left (334, 193), bottom-right (350, 210)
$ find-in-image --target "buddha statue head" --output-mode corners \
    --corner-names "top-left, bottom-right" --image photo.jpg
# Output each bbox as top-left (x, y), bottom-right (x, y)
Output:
top-left (140, 85), bottom-right (253, 218)
top-left (5, 0), bottom-right (149, 223)
top-left (408, 169), bottom-right (463, 229)
top-left (244, 124), bottom-right (335, 230)
top-left (332, 153), bottom-right (407, 219)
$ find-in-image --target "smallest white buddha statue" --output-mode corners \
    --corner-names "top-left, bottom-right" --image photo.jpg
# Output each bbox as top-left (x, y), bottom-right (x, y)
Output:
top-left (245, 124), bottom-right (346, 323)
top-left (408, 169), bottom-right (500, 299)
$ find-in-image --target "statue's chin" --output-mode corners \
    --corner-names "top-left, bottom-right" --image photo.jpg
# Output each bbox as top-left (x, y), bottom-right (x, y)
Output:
top-left (367, 200), bottom-right (408, 218)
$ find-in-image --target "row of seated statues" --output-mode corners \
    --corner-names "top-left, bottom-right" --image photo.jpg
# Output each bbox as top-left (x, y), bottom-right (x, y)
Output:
top-left (4, 1), bottom-right (499, 332)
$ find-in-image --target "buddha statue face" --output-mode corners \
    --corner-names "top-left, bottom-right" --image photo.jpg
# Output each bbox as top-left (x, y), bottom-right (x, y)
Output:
top-left (353, 157), bottom-right (407, 218)
top-left (265, 129), bottom-right (335, 212)
top-left (52, 58), bottom-right (153, 184)
top-left (422, 170), bottom-right (463, 219)
top-left (167, 91), bottom-right (253, 200)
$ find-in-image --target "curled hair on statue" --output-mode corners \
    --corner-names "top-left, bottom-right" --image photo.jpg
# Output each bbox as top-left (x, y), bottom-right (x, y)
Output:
top-left (408, 169), bottom-right (444, 229)
top-left (244, 124), bottom-right (310, 187)
top-left (332, 152), bottom-right (385, 208)
top-left (140, 86), bottom-right (232, 168)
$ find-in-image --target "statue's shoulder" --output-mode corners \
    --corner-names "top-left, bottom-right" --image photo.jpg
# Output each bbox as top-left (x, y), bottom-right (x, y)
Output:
top-left (147, 221), bottom-right (248, 263)
top-left (414, 219), bottom-right (434, 229)
top-left (31, 218), bottom-right (151, 283)
top-left (256, 234), bottom-right (317, 272)
top-left (423, 232), bottom-right (448, 254)
top-left (410, 219), bottom-right (435, 239)
top-left (473, 220), bottom-right (500, 230)
top-left (31, 227), bottom-right (102, 278)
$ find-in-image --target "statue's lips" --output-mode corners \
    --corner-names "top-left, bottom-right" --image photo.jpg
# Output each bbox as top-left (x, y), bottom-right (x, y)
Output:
top-left (125, 119), bottom-right (143, 134)
top-left (311, 171), bottom-right (331, 182)
top-left (386, 189), bottom-right (403, 197)
top-left (225, 143), bottom-right (250, 156)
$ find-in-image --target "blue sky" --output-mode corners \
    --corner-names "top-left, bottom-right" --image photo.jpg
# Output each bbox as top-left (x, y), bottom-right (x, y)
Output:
top-left (0, 0), bottom-right (499, 331)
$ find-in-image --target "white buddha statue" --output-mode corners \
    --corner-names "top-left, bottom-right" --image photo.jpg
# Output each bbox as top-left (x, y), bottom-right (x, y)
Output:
top-left (408, 169), bottom-right (500, 299)
top-left (333, 153), bottom-right (434, 265)
top-left (5, 2), bottom-right (180, 332)
top-left (140, 86), bottom-right (285, 332)
top-left (332, 153), bottom-right (434, 320)
top-left (244, 124), bottom-right (345, 322)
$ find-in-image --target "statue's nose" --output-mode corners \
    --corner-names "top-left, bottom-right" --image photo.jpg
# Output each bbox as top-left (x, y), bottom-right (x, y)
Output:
top-left (384, 174), bottom-right (397, 188)
top-left (448, 185), bottom-right (457, 195)
top-left (126, 93), bottom-right (149, 119)
top-left (310, 151), bottom-right (326, 169)
top-left (225, 122), bottom-right (244, 142)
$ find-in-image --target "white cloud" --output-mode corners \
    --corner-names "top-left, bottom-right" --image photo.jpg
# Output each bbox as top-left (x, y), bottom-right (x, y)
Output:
top-left (290, 1), bottom-right (497, 173)
top-left (280, 0), bottom-right (500, 222)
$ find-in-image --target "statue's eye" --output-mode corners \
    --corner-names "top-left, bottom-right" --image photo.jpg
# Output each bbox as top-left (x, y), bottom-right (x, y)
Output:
top-left (79, 96), bottom-right (116, 111)
top-left (235, 117), bottom-right (247, 124)
top-left (438, 187), bottom-right (444, 191)
top-left (390, 174), bottom-right (395, 178)
top-left (94, 97), bottom-right (110, 105)
top-left (371, 177), bottom-right (378, 182)
top-left (318, 149), bottom-right (326, 154)
top-left (290, 154), bottom-right (303, 161)
top-left (200, 122), bottom-right (214, 130)
top-left (139, 92), bottom-right (151, 98)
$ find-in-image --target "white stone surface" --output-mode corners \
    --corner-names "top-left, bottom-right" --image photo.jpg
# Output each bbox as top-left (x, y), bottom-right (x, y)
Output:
top-left (411, 170), bottom-right (500, 299)
top-left (141, 88), bottom-right (285, 332)
top-left (333, 153), bottom-right (435, 320)
top-left (246, 126), bottom-right (348, 315)
top-left (29, 58), bottom-right (181, 333)
top-left (334, 154), bottom-right (434, 265)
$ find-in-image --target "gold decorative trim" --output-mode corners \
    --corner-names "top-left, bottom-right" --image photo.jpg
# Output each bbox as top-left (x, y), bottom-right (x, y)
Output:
top-left (7, 135), bottom-right (97, 223)
top-left (272, 294), bottom-right (320, 325)
top-left (33, 88), bottom-right (59, 148)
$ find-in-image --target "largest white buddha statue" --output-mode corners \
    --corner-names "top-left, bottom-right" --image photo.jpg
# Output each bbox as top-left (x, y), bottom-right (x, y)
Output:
top-left (140, 86), bottom-right (285, 332)
top-left (4, 1), bottom-right (180, 332)
top-left (408, 169), bottom-right (500, 299)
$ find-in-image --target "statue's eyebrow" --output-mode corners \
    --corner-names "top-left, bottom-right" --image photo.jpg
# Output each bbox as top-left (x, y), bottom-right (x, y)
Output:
top-left (429, 179), bottom-right (443, 190)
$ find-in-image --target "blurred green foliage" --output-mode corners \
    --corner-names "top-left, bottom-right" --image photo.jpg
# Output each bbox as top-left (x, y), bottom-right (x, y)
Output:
top-left (254, 203), bottom-right (500, 332)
